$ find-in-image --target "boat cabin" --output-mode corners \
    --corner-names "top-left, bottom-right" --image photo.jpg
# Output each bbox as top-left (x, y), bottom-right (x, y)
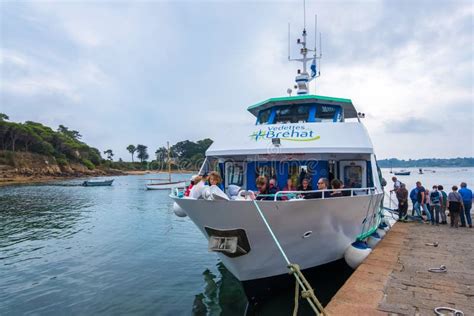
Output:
top-left (249, 94), bottom-right (360, 125)
top-left (202, 95), bottom-right (381, 196)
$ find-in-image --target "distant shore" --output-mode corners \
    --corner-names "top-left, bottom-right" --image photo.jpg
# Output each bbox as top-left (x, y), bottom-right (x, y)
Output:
top-left (0, 170), bottom-right (196, 187)
top-left (124, 170), bottom-right (195, 175)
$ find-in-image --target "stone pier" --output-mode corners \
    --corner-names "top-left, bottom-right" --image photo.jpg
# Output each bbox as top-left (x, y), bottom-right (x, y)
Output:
top-left (326, 220), bottom-right (474, 315)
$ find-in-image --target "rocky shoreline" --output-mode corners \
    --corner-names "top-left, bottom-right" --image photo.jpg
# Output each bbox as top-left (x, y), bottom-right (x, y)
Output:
top-left (0, 151), bottom-right (124, 187)
top-left (0, 151), bottom-right (196, 187)
top-left (0, 169), bottom-right (126, 187)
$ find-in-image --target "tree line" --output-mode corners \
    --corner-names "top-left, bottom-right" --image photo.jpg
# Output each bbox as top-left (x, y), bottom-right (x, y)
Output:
top-left (0, 113), bottom-right (101, 169)
top-left (0, 113), bottom-right (213, 171)
top-left (107, 139), bottom-right (213, 171)
top-left (378, 157), bottom-right (474, 168)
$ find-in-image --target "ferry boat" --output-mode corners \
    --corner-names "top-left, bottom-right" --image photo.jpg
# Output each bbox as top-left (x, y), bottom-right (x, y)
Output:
top-left (170, 17), bottom-right (384, 303)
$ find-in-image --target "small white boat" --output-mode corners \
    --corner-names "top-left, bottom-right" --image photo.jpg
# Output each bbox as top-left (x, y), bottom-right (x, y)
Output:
top-left (82, 179), bottom-right (114, 187)
top-left (146, 181), bottom-right (187, 190)
top-left (394, 170), bottom-right (410, 176)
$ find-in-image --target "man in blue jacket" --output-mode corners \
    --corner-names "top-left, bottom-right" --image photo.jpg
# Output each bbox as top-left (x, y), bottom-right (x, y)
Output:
top-left (458, 182), bottom-right (472, 228)
top-left (409, 186), bottom-right (418, 216)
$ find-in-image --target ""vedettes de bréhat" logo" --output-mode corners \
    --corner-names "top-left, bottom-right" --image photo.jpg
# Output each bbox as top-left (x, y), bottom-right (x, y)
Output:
top-left (250, 125), bottom-right (320, 142)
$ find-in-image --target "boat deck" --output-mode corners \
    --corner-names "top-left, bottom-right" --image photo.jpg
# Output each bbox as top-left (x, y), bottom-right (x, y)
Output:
top-left (326, 217), bottom-right (474, 315)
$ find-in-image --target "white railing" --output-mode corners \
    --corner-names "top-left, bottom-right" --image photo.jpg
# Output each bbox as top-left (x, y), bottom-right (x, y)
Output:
top-left (273, 187), bottom-right (379, 201)
top-left (170, 186), bottom-right (381, 201)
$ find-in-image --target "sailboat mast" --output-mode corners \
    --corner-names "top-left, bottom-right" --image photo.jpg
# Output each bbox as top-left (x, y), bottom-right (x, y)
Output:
top-left (167, 141), bottom-right (171, 182)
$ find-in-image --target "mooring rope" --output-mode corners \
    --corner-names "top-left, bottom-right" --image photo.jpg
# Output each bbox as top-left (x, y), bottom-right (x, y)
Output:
top-left (252, 200), bottom-right (327, 316)
top-left (428, 265), bottom-right (447, 273)
top-left (434, 307), bottom-right (464, 316)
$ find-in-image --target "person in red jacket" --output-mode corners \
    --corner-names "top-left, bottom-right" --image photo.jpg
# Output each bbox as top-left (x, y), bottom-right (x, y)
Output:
top-left (184, 175), bottom-right (200, 197)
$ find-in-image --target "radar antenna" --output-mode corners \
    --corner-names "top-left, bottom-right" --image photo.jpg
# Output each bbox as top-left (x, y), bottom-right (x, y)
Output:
top-left (287, 2), bottom-right (322, 95)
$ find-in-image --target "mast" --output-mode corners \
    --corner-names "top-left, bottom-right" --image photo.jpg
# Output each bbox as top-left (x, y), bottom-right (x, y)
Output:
top-left (287, 1), bottom-right (322, 95)
top-left (167, 141), bottom-right (171, 182)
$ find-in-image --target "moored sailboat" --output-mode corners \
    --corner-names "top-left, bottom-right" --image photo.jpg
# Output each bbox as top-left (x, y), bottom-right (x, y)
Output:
top-left (146, 142), bottom-right (186, 190)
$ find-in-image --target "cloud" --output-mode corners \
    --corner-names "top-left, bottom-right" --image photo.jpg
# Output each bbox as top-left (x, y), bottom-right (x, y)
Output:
top-left (0, 1), bottom-right (472, 160)
top-left (385, 118), bottom-right (442, 134)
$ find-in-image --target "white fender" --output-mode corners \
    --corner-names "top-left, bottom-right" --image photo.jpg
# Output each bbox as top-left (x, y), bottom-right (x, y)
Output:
top-left (173, 202), bottom-right (187, 217)
top-left (344, 241), bottom-right (372, 269)
top-left (382, 216), bottom-right (392, 228)
top-left (376, 228), bottom-right (386, 238)
top-left (379, 222), bottom-right (390, 232)
top-left (366, 232), bottom-right (382, 249)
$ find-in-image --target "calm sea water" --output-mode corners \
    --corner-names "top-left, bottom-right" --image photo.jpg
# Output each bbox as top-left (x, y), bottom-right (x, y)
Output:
top-left (380, 167), bottom-right (474, 201)
top-left (1, 168), bottom-right (472, 315)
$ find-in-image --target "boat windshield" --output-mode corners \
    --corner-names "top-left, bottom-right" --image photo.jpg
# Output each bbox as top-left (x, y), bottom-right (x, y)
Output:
top-left (257, 104), bottom-right (343, 124)
top-left (315, 104), bottom-right (342, 122)
top-left (274, 104), bottom-right (312, 124)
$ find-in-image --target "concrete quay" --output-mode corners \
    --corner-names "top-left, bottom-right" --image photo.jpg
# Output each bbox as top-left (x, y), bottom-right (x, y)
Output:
top-left (326, 219), bottom-right (474, 315)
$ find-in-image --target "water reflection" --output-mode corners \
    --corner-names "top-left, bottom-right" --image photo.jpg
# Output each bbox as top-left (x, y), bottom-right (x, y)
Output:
top-left (0, 185), bottom-right (91, 264)
top-left (193, 262), bottom-right (247, 316)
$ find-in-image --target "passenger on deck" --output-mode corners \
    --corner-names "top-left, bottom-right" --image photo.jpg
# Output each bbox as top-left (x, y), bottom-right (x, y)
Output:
top-left (255, 176), bottom-right (272, 201)
top-left (314, 177), bottom-right (329, 199)
top-left (330, 179), bottom-right (343, 197)
top-left (208, 171), bottom-right (224, 191)
top-left (283, 178), bottom-right (297, 191)
top-left (185, 175), bottom-right (201, 197)
top-left (298, 169), bottom-right (307, 187)
top-left (268, 178), bottom-right (279, 195)
top-left (281, 177), bottom-right (297, 200)
top-left (298, 178), bottom-right (314, 199)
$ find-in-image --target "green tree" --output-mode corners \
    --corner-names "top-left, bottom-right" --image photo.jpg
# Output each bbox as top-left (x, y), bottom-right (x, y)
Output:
top-left (155, 146), bottom-right (167, 161)
top-left (0, 113), bottom-right (9, 121)
top-left (7, 123), bottom-right (21, 151)
top-left (103, 149), bottom-right (114, 161)
top-left (136, 144), bottom-right (149, 162)
top-left (127, 144), bottom-right (137, 162)
top-left (58, 125), bottom-right (82, 140)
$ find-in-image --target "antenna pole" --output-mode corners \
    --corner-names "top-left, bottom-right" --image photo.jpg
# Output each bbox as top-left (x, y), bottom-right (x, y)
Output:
top-left (286, 2), bottom-right (323, 96)
top-left (167, 141), bottom-right (171, 182)
top-left (303, 0), bottom-right (306, 30)
top-left (314, 15), bottom-right (317, 54)
top-left (288, 22), bottom-right (291, 60)
top-left (319, 32), bottom-right (322, 57)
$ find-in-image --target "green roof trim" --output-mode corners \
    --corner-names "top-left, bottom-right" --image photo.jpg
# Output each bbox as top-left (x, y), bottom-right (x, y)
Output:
top-left (247, 94), bottom-right (353, 111)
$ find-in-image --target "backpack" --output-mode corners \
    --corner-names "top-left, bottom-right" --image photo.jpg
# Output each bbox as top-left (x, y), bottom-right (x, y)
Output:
top-left (430, 191), bottom-right (440, 204)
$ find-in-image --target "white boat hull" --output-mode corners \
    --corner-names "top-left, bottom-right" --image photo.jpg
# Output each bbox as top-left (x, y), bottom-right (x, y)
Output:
top-left (172, 193), bottom-right (383, 281)
top-left (146, 181), bottom-right (187, 190)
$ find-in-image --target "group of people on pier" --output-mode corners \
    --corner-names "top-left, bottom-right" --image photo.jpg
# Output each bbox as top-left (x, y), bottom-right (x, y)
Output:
top-left (391, 177), bottom-right (473, 228)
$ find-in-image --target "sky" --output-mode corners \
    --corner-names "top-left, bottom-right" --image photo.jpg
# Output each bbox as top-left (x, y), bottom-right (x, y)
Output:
top-left (1, 0), bottom-right (473, 161)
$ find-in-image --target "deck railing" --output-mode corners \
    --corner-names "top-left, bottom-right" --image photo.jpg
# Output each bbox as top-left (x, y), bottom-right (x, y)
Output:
top-left (171, 186), bottom-right (381, 201)
top-left (272, 187), bottom-right (379, 201)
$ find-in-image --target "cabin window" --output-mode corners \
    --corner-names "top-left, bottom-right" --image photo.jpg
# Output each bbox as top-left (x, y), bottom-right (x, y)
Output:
top-left (257, 108), bottom-right (272, 125)
top-left (225, 162), bottom-right (245, 187)
top-left (274, 105), bottom-right (312, 124)
top-left (257, 165), bottom-right (277, 180)
top-left (343, 165), bottom-right (363, 188)
top-left (287, 164), bottom-right (300, 188)
top-left (315, 104), bottom-right (342, 122)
